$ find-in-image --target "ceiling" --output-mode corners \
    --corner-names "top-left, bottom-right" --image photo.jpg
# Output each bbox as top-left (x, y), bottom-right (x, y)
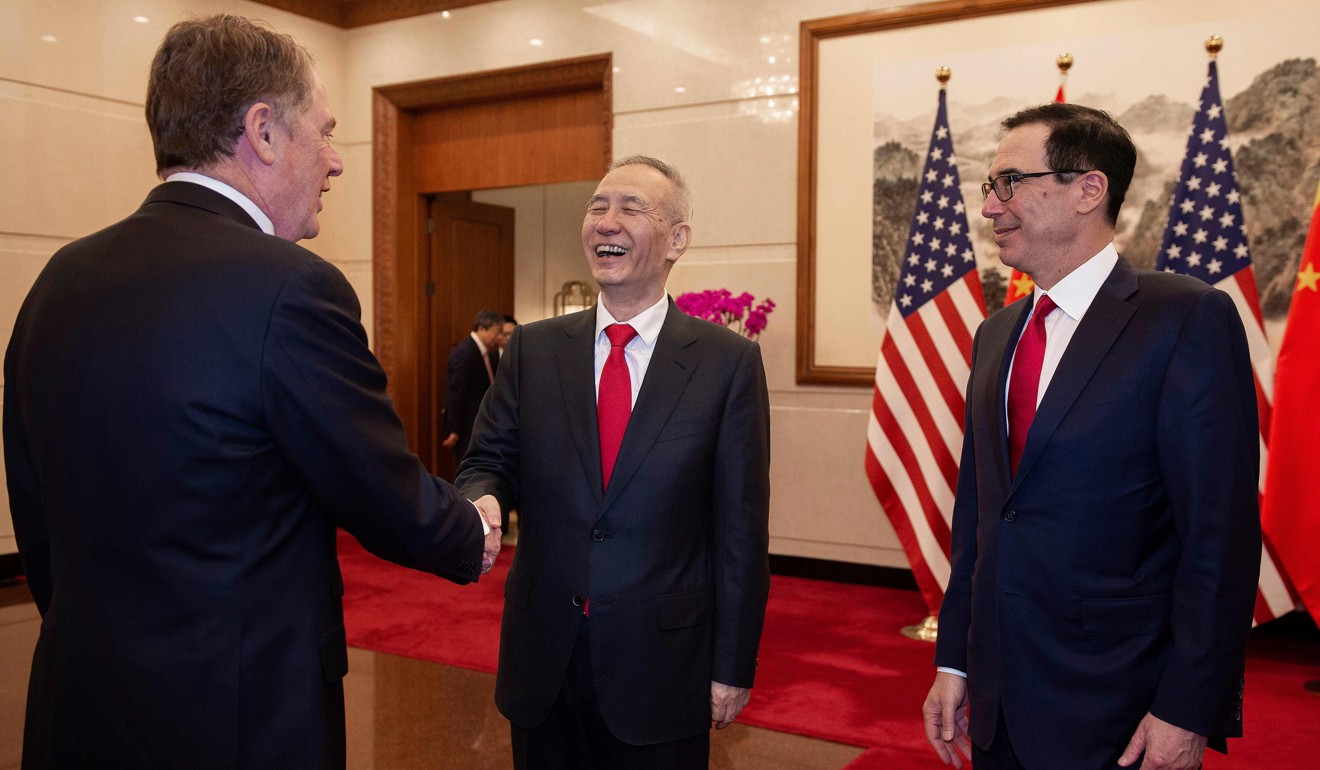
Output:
top-left (248, 0), bottom-right (503, 29)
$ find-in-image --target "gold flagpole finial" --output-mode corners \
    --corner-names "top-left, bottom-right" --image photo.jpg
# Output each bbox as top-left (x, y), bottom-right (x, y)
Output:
top-left (1056, 53), bottom-right (1074, 73)
top-left (1205, 35), bottom-right (1224, 59)
top-left (936, 66), bottom-right (951, 88)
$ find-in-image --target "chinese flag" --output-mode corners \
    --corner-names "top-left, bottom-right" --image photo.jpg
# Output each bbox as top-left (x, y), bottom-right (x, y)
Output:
top-left (1262, 181), bottom-right (1320, 626)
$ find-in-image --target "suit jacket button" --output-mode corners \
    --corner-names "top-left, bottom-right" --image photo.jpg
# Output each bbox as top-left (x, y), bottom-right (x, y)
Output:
top-left (592, 529), bottom-right (605, 542)
top-left (1003, 510), bottom-right (1016, 522)
top-left (572, 594), bottom-right (585, 607)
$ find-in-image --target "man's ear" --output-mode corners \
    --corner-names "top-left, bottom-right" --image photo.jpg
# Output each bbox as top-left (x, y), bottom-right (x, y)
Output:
top-left (1075, 169), bottom-right (1109, 217)
top-left (241, 102), bottom-right (278, 166)
top-left (667, 221), bottom-right (692, 263)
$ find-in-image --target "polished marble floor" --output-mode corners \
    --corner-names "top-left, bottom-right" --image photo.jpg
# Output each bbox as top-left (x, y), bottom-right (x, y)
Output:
top-left (0, 582), bottom-right (863, 769)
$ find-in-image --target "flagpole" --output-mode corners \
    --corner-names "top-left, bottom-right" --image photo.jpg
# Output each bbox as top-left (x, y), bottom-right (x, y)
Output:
top-left (897, 64), bottom-right (954, 645)
top-left (901, 614), bottom-right (939, 642)
top-left (1055, 52), bottom-right (1072, 102)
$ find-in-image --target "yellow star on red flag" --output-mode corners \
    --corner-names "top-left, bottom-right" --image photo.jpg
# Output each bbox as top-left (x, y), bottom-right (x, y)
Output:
top-left (1295, 261), bottom-right (1320, 293)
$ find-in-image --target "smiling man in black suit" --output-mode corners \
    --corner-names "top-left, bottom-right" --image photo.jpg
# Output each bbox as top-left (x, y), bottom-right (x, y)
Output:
top-left (457, 156), bottom-right (772, 769)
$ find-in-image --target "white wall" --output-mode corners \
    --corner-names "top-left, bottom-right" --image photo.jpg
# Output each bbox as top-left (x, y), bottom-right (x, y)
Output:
top-left (0, 0), bottom-right (939, 569)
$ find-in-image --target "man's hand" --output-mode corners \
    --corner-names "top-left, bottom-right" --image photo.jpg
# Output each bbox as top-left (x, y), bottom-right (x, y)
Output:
top-left (923, 671), bottom-right (971, 768)
top-left (442, 432), bottom-right (459, 449)
top-left (473, 495), bottom-right (502, 573)
top-left (710, 681), bottom-right (750, 729)
top-left (1117, 712), bottom-right (1207, 770)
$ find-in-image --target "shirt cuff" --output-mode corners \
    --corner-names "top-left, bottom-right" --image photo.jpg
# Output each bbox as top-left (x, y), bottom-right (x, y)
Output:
top-left (936, 667), bottom-right (967, 678)
top-left (469, 499), bottom-right (490, 536)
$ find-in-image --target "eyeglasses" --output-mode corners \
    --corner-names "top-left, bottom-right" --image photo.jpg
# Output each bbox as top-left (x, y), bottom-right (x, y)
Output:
top-left (981, 170), bottom-right (1085, 202)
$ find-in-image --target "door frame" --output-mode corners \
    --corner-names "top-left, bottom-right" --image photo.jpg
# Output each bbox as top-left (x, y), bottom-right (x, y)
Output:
top-left (371, 54), bottom-right (612, 450)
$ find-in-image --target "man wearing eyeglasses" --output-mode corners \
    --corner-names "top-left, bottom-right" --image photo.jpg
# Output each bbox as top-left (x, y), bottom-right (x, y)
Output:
top-left (922, 103), bottom-right (1260, 770)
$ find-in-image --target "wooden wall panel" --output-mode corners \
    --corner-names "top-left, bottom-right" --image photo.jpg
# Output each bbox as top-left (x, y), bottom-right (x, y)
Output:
top-left (412, 91), bottom-right (607, 192)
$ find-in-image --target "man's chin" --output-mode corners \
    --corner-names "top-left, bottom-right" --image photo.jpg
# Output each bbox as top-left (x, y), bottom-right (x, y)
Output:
top-left (997, 250), bottom-right (1022, 270)
top-left (589, 269), bottom-right (621, 286)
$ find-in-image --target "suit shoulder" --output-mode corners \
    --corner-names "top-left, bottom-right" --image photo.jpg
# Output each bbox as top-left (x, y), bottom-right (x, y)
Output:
top-left (449, 335), bottom-right (480, 358)
top-left (1134, 268), bottom-right (1218, 299)
top-left (669, 314), bottom-right (764, 371)
top-left (1130, 270), bottom-right (1240, 325)
top-left (517, 311), bottom-right (589, 342)
top-left (696, 317), bottom-right (759, 350)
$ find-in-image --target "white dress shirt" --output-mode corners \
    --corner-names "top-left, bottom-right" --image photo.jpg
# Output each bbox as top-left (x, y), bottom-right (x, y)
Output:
top-left (594, 295), bottom-right (669, 407)
top-left (1007, 242), bottom-right (1120, 412)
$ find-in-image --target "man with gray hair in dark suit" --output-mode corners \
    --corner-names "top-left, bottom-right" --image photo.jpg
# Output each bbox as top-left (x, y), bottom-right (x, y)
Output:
top-left (458, 156), bottom-right (772, 769)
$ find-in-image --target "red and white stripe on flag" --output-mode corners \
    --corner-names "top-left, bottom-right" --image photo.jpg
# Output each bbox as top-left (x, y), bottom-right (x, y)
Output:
top-left (866, 274), bottom-right (984, 611)
top-left (865, 88), bottom-right (986, 614)
top-left (1218, 269), bottom-right (1298, 623)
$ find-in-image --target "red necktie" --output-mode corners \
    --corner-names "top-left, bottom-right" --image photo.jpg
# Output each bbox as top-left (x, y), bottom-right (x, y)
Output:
top-left (598, 323), bottom-right (638, 490)
top-left (1007, 295), bottom-right (1057, 475)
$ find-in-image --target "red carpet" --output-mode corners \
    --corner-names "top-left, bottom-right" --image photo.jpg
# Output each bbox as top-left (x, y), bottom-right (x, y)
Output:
top-left (339, 530), bottom-right (1320, 768)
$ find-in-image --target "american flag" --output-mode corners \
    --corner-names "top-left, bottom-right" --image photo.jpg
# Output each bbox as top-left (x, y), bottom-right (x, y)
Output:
top-left (866, 89), bottom-right (986, 615)
top-left (1154, 59), bottom-right (1298, 624)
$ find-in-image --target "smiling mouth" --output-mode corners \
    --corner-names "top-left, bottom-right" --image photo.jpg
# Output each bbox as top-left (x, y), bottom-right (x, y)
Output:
top-left (596, 245), bottom-right (628, 257)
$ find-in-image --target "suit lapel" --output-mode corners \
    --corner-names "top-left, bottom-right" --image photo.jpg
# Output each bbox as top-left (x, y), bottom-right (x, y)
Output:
top-left (601, 300), bottom-right (701, 511)
top-left (1013, 258), bottom-right (1139, 485)
top-left (555, 309), bottom-right (605, 504)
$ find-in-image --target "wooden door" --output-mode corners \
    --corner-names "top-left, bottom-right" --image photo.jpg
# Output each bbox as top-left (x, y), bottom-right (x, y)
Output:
top-left (372, 56), bottom-right (611, 455)
top-left (423, 193), bottom-right (515, 478)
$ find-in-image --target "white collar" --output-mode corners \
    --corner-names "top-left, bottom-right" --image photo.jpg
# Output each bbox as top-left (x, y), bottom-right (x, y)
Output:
top-left (165, 172), bottom-right (275, 236)
top-left (1033, 242), bottom-right (1119, 321)
top-left (595, 294), bottom-right (669, 345)
top-left (469, 331), bottom-right (490, 355)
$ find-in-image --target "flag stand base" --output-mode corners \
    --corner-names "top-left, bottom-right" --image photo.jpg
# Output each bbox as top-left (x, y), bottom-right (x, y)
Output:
top-left (1305, 680), bottom-right (1320, 696)
top-left (901, 614), bottom-right (938, 643)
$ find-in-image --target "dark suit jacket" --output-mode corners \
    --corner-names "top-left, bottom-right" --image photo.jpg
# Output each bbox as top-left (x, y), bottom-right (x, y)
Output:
top-left (456, 302), bottom-right (771, 745)
top-left (934, 258), bottom-right (1260, 768)
top-left (443, 335), bottom-right (492, 461)
top-left (3, 182), bottom-right (485, 770)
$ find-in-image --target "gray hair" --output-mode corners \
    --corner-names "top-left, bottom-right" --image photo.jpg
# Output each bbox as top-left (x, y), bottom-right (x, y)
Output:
top-left (472, 309), bottom-right (503, 331)
top-left (147, 14), bottom-right (314, 176)
top-left (609, 155), bottom-right (692, 222)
